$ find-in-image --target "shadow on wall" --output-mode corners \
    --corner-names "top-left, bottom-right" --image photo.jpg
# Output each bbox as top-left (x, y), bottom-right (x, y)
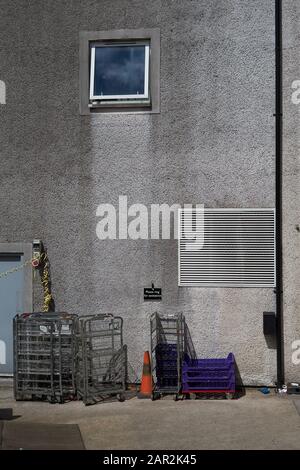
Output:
top-left (235, 361), bottom-right (245, 398)
top-left (264, 335), bottom-right (277, 350)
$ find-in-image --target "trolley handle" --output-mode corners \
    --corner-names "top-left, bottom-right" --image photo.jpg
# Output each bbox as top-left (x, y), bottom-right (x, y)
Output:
top-left (153, 313), bottom-right (184, 319)
top-left (80, 313), bottom-right (123, 333)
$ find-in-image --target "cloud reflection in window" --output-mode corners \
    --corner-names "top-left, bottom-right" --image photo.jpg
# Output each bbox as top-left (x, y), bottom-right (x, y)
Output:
top-left (94, 45), bottom-right (146, 96)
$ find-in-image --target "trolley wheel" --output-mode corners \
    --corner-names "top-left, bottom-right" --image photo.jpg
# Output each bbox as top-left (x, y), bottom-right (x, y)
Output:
top-left (174, 394), bottom-right (184, 401)
top-left (225, 393), bottom-right (234, 400)
top-left (84, 399), bottom-right (95, 406)
top-left (117, 393), bottom-right (126, 402)
top-left (47, 395), bottom-right (56, 404)
top-left (151, 392), bottom-right (160, 401)
top-left (15, 394), bottom-right (24, 401)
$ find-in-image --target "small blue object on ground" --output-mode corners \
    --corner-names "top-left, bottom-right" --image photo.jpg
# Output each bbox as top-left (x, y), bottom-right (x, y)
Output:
top-left (259, 387), bottom-right (270, 394)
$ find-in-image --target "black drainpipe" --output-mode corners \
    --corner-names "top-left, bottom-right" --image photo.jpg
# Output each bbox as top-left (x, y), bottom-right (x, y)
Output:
top-left (275, 0), bottom-right (284, 387)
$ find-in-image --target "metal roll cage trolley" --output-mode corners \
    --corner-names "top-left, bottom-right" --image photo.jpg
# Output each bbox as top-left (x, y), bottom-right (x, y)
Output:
top-left (150, 312), bottom-right (196, 401)
top-left (76, 314), bottom-right (127, 405)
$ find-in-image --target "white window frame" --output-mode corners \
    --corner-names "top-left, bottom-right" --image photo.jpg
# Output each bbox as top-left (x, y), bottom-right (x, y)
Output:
top-left (89, 42), bottom-right (150, 101)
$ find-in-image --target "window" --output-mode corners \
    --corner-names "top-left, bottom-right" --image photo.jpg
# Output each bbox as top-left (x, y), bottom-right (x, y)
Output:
top-left (80, 29), bottom-right (160, 114)
top-left (90, 42), bottom-right (150, 102)
top-left (178, 209), bottom-right (275, 288)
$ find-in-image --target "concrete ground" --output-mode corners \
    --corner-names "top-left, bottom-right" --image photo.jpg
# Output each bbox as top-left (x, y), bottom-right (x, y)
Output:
top-left (1, 379), bottom-right (300, 450)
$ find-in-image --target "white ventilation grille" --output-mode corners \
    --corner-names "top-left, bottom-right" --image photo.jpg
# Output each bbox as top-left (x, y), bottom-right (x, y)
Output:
top-left (178, 208), bottom-right (275, 288)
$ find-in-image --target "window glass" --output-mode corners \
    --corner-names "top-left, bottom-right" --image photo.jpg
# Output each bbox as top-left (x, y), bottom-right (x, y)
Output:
top-left (93, 45), bottom-right (147, 98)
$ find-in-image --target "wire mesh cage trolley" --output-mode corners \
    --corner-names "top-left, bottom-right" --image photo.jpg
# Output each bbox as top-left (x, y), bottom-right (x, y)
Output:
top-left (76, 314), bottom-right (127, 405)
top-left (150, 312), bottom-right (192, 400)
top-left (13, 312), bottom-right (77, 403)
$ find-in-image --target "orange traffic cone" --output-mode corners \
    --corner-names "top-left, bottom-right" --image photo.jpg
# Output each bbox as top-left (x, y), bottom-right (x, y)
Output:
top-left (138, 351), bottom-right (153, 399)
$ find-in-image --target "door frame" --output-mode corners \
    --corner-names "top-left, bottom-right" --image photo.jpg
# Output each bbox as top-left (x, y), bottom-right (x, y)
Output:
top-left (0, 242), bottom-right (33, 313)
top-left (0, 243), bottom-right (32, 376)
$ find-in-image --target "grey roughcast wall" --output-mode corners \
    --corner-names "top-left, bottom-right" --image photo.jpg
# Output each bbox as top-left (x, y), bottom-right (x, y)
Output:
top-left (0, 0), bottom-right (298, 384)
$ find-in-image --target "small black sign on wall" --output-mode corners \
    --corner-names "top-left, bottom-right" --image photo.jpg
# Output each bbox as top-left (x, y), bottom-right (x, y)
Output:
top-left (144, 283), bottom-right (162, 301)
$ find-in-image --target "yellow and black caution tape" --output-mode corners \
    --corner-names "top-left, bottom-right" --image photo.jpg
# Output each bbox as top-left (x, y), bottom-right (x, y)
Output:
top-left (39, 252), bottom-right (53, 313)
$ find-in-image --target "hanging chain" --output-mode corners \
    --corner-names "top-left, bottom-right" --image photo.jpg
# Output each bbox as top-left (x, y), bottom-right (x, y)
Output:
top-left (0, 258), bottom-right (33, 279)
top-left (0, 252), bottom-right (54, 312)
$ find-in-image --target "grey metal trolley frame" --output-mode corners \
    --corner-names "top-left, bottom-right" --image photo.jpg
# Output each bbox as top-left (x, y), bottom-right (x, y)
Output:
top-left (76, 314), bottom-right (127, 405)
top-left (13, 312), bottom-right (77, 403)
top-left (150, 312), bottom-right (186, 400)
top-left (150, 312), bottom-right (196, 400)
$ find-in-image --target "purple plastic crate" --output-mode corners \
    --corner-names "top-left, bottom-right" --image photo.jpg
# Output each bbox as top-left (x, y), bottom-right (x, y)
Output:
top-left (184, 353), bottom-right (234, 368)
top-left (182, 353), bottom-right (235, 394)
top-left (157, 377), bottom-right (178, 388)
top-left (156, 344), bottom-right (177, 352)
top-left (156, 344), bottom-right (177, 360)
top-left (156, 343), bottom-right (179, 389)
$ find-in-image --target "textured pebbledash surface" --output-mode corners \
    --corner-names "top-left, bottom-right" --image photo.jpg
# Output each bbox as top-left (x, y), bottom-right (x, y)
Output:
top-left (0, 0), bottom-right (286, 386)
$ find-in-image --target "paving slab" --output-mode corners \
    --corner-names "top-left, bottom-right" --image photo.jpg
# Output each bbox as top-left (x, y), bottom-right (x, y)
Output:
top-left (2, 422), bottom-right (85, 450)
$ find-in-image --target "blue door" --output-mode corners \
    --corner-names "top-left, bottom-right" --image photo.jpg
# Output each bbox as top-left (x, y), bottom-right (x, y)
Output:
top-left (0, 254), bottom-right (24, 375)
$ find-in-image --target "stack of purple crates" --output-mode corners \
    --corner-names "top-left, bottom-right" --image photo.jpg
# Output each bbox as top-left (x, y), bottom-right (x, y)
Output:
top-left (182, 353), bottom-right (236, 397)
top-left (156, 343), bottom-right (178, 389)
